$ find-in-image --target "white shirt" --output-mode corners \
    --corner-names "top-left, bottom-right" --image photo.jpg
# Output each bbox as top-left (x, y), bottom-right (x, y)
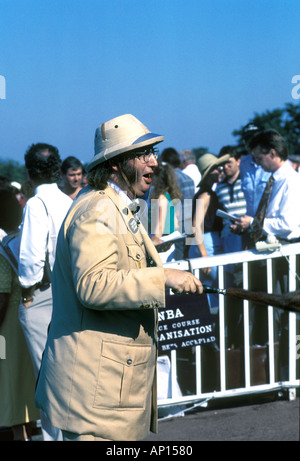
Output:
top-left (108, 180), bottom-right (144, 214)
top-left (263, 161), bottom-right (300, 240)
top-left (108, 180), bottom-right (132, 207)
top-left (182, 164), bottom-right (201, 192)
top-left (18, 183), bottom-right (72, 288)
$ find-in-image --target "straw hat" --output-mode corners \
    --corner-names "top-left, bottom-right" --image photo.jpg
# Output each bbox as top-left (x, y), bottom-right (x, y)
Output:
top-left (86, 114), bottom-right (164, 171)
top-left (197, 153), bottom-right (230, 185)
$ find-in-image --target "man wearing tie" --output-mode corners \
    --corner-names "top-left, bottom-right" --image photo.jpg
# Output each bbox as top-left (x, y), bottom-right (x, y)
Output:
top-left (231, 129), bottom-right (300, 373)
top-left (232, 129), bottom-right (300, 245)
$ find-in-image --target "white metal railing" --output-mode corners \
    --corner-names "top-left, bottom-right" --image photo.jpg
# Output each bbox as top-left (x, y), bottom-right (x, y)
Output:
top-left (158, 242), bottom-right (300, 416)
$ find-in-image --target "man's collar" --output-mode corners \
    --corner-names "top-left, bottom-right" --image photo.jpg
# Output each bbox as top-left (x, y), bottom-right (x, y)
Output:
top-left (108, 181), bottom-right (140, 214)
top-left (35, 183), bottom-right (58, 194)
top-left (108, 180), bottom-right (132, 206)
top-left (225, 173), bottom-right (240, 185)
top-left (272, 160), bottom-right (289, 180)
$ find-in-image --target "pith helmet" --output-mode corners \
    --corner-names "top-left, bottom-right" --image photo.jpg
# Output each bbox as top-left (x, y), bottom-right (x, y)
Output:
top-left (197, 153), bottom-right (230, 185)
top-left (86, 114), bottom-right (164, 171)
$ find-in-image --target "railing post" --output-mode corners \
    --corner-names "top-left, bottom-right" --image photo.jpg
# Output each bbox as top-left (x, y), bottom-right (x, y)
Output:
top-left (266, 258), bottom-right (275, 384)
top-left (193, 268), bottom-right (202, 396)
top-left (171, 349), bottom-right (178, 398)
top-left (218, 265), bottom-right (226, 392)
top-left (288, 254), bottom-right (297, 400)
top-left (195, 345), bottom-right (202, 395)
top-left (243, 262), bottom-right (251, 389)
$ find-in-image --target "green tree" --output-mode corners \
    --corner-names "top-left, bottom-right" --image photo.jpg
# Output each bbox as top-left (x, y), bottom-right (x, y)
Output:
top-left (0, 159), bottom-right (27, 184)
top-left (233, 102), bottom-right (300, 156)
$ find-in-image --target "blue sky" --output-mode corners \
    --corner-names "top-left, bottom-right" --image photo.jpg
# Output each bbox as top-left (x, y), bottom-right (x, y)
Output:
top-left (1, 0), bottom-right (300, 166)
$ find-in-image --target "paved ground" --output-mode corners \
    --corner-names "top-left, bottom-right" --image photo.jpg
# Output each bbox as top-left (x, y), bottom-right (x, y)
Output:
top-left (145, 394), bottom-right (300, 441)
top-left (2, 393), bottom-right (298, 442)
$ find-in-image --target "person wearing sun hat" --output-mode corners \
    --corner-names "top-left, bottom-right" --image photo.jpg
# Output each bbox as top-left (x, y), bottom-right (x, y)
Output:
top-left (197, 152), bottom-right (230, 185)
top-left (192, 152), bottom-right (230, 255)
top-left (35, 113), bottom-right (203, 442)
top-left (188, 152), bottom-right (229, 315)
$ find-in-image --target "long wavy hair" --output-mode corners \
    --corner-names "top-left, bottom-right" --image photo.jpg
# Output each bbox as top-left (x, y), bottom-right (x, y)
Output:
top-left (87, 156), bottom-right (131, 190)
top-left (150, 161), bottom-right (182, 201)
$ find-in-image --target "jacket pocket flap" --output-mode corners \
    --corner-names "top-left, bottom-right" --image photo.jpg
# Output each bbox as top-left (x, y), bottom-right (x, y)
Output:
top-left (126, 245), bottom-right (145, 263)
top-left (102, 341), bottom-right (151, 366)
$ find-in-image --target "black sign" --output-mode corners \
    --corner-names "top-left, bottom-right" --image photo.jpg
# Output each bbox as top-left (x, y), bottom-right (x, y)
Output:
top-left (158, 293), bottom-right (215, 352)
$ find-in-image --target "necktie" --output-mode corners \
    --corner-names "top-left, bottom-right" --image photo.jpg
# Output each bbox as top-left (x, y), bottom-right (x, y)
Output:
top-left (249, 175), bottom-right (274, 245)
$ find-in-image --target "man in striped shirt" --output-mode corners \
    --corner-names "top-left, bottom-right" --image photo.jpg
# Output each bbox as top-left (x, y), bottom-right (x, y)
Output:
top-left (215, 146), bottom-right (247, 253)
top-left (215, 146), bottom-right (247, 348)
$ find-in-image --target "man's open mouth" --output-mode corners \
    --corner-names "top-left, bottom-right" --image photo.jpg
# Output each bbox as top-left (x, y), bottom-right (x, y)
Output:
top-left (143, 173), bottom-right (152, 184)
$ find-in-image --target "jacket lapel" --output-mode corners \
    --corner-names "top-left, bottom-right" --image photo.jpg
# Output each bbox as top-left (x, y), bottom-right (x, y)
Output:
top-left (138, 223), bottom-right (163, 267)
top-left (105, 186), bottom-right (163, 267)
top-left (104, 186), bottom-right (143, 246)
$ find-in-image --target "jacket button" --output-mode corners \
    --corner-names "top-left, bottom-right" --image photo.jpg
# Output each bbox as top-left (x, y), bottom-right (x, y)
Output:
top-left (127, 359), bottom-right (132, 365)
top-left (136, 253), bottom-right (141, 260)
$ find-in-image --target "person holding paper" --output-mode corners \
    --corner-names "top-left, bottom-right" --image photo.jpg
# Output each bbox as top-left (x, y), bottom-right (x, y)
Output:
top-left (188, 153), bottom-right (229, 314)
top-left (189, 153), bottom-right (230, 270)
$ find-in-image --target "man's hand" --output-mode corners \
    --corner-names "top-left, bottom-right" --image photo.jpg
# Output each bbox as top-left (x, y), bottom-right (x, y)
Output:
top-left (150, 235), bottom-right (173, 253)
top-left (164, 268), bottom-right (203, 295)
top-left (201, 267), bottom-right (212, 276)
top-left (230, 215), bottom-right (253, 234)
top-left (22, 299), bottom-right (33, 309)
top-left (21, 287), bottom-right (35, 309)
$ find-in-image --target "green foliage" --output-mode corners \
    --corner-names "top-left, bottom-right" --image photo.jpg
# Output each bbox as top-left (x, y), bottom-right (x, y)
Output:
top-left (0, 159), bottom-right (27, 184)
top-left (191, 102), bottom-right (300, 159)
top-left (232, 102), bottom-right (300, 156)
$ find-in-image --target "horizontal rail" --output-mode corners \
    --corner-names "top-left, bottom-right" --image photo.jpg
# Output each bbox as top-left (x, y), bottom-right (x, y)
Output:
top-left (158, 242), bottom-right (300, 415)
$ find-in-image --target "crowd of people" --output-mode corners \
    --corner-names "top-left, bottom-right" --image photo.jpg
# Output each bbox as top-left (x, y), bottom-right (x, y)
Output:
top-left (0, 116), bottom-right (299, 441)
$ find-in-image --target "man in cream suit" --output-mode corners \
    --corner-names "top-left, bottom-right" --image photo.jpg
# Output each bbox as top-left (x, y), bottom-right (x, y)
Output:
top-left (35, 114), bottom-right (203, 441)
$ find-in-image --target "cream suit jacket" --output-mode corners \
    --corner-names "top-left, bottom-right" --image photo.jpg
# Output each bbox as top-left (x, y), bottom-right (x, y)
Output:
top-left (35, 185), bottom-right (166, 441)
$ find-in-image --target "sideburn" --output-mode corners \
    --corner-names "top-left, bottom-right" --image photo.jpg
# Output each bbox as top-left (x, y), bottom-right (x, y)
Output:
top-left (119, 158), bottom-right (137, 184)
top-left (115, 158), bottom-right (138, 193)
